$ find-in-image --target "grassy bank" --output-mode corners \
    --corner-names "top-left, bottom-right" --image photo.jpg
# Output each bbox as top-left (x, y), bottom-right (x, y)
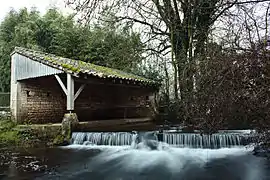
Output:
top-left (0, 118), bottom-right (65, 148)
top-left (0, 119), bottom-right (21, 147)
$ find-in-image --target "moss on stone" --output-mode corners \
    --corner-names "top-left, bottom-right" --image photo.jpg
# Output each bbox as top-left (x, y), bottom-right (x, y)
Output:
top-left (0, 119), bottom-right (65, 148)
top-left (61, 113), bottom-right (78, 142)
top-left (61, 63), bottom-right (80, 73)
top-left (53, 134), bottom-right (69, 146)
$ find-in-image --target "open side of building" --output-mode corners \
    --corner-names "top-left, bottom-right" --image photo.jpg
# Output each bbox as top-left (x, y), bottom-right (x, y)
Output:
top-left (10, 47), bottom-right (160, 130)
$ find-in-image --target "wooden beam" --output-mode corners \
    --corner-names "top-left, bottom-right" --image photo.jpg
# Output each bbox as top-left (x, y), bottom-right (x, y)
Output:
top-left (74, 78), bottom-right (150, 89)
top-left (54, 75), bottom-right (67, 95)
top-left (67, 73), bottom-right (74, 111)
top-left (73, 118), bottom-right (154, 132)
top-left (74, 84), bottom-right (86, 101)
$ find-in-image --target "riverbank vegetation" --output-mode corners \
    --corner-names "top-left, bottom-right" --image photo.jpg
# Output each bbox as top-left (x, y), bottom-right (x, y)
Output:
top-left (0, 117), bottom-right (64, 148)
top-left (0, 119), bottom-right (20, 146)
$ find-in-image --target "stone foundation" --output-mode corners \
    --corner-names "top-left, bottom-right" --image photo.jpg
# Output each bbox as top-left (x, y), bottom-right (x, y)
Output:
top-left (61, 113), bottom-right (79, 142)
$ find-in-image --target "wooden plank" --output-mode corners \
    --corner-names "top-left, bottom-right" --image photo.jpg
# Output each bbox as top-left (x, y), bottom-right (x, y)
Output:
top-left (54, 75), bottom-right (67, 95)
top-left (74, 84), bottom-right (86, 101)
top-left (72, 104), bottom-right (150, 109)
top-left (75, 78), bottom-right (154, 89)
top-left (67, 73), bottom-right (74, 111)
top-left (78, 118), bottom-right (152, 127)
top-left (74, 118), bottom-right (154, 131)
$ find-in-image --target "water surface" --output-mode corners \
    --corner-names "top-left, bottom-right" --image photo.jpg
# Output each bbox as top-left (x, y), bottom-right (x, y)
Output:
top-left (1, 145), bottom-right (270, 180)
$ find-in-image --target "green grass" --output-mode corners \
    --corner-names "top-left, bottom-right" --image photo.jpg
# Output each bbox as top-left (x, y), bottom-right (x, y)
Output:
top-left (0, 119), bottom-right (20, 146)
top-left (0, 131), bottom-right (20, 144)
top-left (0, 119), bottom-right (15, 130)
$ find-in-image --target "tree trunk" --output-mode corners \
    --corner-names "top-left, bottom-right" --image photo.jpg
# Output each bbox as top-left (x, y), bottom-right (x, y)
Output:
top-left (164, 61), bottom-right (170, 101)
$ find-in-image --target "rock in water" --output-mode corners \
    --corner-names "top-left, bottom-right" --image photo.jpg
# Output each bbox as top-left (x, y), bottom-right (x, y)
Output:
top-left (253, 144), bottom-right (270, 158)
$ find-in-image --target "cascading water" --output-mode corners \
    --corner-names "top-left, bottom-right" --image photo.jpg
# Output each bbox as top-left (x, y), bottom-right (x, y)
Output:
top-left (163, 133), bottom-right (242, 148)
top-left (71, 131), bottom-right (249, 148)
top-left (62, 131), bottom-right (267, 180)
top-left (72, 132), bottom-right (137, 146)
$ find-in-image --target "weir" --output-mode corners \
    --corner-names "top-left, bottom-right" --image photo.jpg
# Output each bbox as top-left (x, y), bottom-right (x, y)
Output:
top-left (163, 133), bottom-right (242, 148)
top-left (72, 132), bottom-right (137, 146)
top-left (71, 131), bottom-right (251, 149)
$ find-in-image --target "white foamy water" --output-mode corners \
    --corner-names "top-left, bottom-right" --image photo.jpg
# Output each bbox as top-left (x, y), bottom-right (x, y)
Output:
top-left (59, 131), bottom-right (263, 179)
top-left (54, 140), bottom-right (270, 180)
top-left (71, 131), bottom-right (249, 148)
top-left (63, 142), bottom-right (254, 173)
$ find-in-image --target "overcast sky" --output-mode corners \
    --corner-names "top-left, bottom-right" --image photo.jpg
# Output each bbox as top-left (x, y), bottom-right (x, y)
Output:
top-left (0, 0), bottom-right (72, 22)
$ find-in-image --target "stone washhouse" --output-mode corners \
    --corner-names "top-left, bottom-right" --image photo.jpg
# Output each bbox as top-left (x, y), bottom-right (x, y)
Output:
top-left (10, 47), bottom-right (160, 131)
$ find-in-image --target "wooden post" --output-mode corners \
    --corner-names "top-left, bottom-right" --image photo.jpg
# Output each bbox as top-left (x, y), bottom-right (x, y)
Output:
top-left (67, 73), bottom-right (74, 111)
top-left (55, 74), bottom-right (85, 111)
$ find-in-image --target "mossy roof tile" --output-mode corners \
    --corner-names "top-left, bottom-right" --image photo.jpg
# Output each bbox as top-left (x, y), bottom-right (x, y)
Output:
top-left (12, 47), bottom-right (159, 86)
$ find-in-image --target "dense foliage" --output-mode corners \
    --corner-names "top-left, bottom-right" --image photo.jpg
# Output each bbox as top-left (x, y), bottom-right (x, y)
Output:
top-left (0, 8), bottom-right (145, 92)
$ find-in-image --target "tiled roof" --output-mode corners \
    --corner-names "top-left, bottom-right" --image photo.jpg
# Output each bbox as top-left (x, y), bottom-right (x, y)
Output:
top-left (12, 47), bottom-right (159, 86)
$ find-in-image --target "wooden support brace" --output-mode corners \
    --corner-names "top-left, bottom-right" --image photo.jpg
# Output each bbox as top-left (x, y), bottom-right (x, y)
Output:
top-left (55, 75), bottom-right (67, 95)
top-left (74, 84), bottom-right (86, 101)
top-left (55, 74), bottom-right (85, 111)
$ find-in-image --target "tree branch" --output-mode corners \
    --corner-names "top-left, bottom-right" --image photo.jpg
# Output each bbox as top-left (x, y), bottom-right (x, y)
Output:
top-left (117, 16), bottom-right (170, 36)
top-left (212, 0), bottom-right (238, 24)
top-left (145, 45), bottom-right (171, 54)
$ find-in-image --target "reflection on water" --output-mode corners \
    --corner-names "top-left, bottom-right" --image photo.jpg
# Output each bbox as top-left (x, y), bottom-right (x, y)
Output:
top-left (0, 143), bottom-right (270, 180)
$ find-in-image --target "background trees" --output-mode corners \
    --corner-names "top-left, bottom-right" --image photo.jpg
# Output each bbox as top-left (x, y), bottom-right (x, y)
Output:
top-left (0, 8), bottom-right (144, 92)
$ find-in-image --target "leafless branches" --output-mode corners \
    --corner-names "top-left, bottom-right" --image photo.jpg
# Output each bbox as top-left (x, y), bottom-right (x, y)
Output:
top-left (65, 0), bottom-right (270, 133)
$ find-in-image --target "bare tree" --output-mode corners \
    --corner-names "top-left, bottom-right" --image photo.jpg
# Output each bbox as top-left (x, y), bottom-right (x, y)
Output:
top-left (65, 0), bottom-right (270, 133)
top-left (192, 2), bottom-right (270, 133)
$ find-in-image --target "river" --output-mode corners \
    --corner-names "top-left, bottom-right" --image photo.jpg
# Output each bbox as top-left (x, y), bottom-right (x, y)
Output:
top-left (1, 131), bottom-right (270, 180)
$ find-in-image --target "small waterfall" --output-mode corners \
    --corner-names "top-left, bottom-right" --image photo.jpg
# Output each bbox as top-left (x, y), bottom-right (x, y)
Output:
top-left (163, 133), bottom-right (242, 148)
top-left (72, 132), bottom-right (137, 146)
top-left (71, 131), bottom-right (249, 148)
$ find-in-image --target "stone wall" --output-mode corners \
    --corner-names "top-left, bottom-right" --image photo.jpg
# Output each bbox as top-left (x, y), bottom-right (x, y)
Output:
top-left (17, 76), bottom-right (66, 124)
top-left (15, 75), bottom-right (156, 124)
